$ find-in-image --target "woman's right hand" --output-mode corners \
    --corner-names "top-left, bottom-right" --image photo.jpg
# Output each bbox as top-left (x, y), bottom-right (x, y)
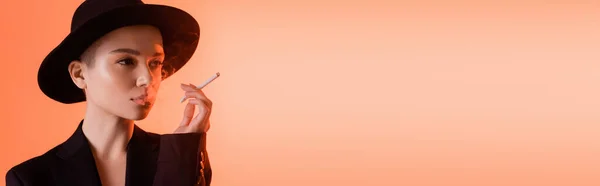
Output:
top-left (173, 83), bottom-right (212, 134)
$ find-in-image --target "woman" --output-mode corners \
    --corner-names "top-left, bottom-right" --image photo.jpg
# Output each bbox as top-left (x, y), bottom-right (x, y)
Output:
top-left (5, 0), bottom-right (213, 185)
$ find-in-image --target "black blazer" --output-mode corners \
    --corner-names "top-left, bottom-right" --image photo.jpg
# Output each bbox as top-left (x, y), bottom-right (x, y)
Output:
top-left (5, 120), bottom-right (212, 186)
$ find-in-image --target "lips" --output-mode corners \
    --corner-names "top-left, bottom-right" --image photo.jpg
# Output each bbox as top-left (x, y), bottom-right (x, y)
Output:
top-left (131, 95), bottom-right (151, 106)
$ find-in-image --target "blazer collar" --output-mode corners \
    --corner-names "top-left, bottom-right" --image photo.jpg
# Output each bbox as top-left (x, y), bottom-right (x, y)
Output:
top-left (56, 119), bottom-right (158, 158)
top-left (54, 119), bottom-right (160, 186)
top-left (125, 121), bottom-right (160, 186)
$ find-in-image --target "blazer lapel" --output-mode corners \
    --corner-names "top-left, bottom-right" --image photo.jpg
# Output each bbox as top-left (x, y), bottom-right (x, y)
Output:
top-left (53, 120), bottom-right (160, 186)
top-left (125, 125), bottom-right (160, 186)
top-left (54, 120), bottom-right (102, 186)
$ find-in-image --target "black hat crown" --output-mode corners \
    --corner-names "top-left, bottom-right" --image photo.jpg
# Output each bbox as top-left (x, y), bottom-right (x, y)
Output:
top-left (71, 0), bottom-right (145, 32)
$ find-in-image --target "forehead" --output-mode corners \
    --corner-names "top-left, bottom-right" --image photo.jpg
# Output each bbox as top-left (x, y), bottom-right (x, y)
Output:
top-left (93, 25), bottom-right (164, 55)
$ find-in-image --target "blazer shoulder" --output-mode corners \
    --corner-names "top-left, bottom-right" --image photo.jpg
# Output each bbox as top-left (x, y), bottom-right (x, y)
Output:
top-left (6, 145), bottom-right (62, 185)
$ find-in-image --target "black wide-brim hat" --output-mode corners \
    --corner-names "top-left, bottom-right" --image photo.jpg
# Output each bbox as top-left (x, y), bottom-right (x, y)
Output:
top-left (38, 0), bottom-right (200, 104)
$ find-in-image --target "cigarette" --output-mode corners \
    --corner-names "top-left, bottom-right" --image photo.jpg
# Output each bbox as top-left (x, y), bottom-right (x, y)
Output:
top-left (180, 72), bottom-right (220, 103)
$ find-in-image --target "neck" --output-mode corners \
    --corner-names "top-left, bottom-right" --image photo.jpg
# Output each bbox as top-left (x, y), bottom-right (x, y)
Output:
top-left (82, 102), bottom-right (134, 160)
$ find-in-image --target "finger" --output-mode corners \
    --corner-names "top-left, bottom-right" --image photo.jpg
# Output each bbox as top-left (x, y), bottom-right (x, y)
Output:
top-left (206, 120), bottom-right (211, 131)
top-left (180, 83), bottom-right (210, 103)
top-left (179, 84), bottom-right (193, 103)
top-left (186, 99), bottom-right (212, 129)
top-left (192, 85), bottom-right (208, 98)
top-left (188, 84), bottom-right (209, 97)
top-left (184, 91), bottom-right (212, 108)
top-left (179, 101), bottom-right (195, 126)
top-left (180, 83), bottom-right (198, 91)
top-left (186, 98), bottom-right (211, 117)
top-left (184, 91), bottom-right (212, 109)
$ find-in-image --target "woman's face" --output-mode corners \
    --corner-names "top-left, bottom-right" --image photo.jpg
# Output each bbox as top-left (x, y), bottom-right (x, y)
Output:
top-left (79, 25), bottom-right (165, 120)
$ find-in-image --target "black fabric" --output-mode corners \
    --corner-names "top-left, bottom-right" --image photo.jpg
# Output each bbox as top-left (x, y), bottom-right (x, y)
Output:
top-left (5, 120), bottom-right (211, 186)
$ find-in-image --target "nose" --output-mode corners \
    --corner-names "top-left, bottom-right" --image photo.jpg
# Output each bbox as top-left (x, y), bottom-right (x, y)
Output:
top-left (136, 66), bottom-right (154, 88)
top-left (136, 75), bottom-right (149, 87)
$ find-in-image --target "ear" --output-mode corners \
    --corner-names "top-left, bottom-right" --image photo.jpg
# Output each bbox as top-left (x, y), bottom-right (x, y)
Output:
top-left (68, 60), bottom-right (87, 89)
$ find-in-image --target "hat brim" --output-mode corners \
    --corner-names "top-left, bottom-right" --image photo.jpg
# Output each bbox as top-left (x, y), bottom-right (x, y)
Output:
top-left (37, 4), bottom-right (200, 104)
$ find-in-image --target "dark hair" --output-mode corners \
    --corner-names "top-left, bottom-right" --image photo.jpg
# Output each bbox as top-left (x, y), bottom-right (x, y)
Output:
top-left (161, 59), bottom-right (176, 79)
top-left (78, 40), bottom-right (100, 68)
top-left (161, 30), bottom-right (199, 79)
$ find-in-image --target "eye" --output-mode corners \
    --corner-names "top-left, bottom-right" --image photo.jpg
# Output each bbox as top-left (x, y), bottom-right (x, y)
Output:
top-left (117, 58), bottom-right (135, 66)
top-left (149, 60), bottom-right (164, 67)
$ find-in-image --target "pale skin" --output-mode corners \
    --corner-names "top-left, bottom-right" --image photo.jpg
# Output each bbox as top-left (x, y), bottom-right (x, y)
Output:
top-left (67, 25), bottom-right (211, 186)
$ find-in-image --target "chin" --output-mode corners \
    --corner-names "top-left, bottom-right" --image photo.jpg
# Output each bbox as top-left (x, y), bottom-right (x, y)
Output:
top-left (127, 111), bottom-right (151, 121)
top-left (131, 115), bottom-right (149, 121)
top-left (124, 106), bottom-right (153, 121)
top-left (129, 102), bottom-right (154, 121)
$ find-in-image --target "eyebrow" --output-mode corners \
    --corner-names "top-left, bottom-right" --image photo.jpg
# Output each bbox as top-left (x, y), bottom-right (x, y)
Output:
top-left (110, 48), bottom-right (164, 57)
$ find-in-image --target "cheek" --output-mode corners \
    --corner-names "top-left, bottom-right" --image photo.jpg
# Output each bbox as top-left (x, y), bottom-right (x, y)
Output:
top-left (148, 74), bottom-right (162, 97)
top-left (149, 68), bottom-right (163, 85)
top-left (86, 67), bottom-right (135, 98)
